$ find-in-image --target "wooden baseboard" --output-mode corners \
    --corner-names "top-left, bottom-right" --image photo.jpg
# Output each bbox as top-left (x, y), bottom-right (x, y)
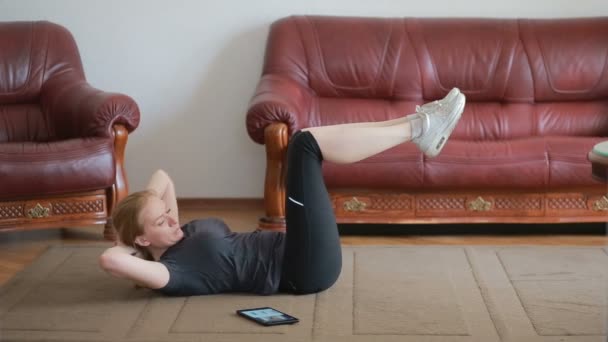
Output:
top-left (177, 198), bottom-right (263, 210)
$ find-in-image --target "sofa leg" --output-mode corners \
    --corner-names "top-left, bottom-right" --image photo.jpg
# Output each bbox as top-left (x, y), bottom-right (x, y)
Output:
top-left (259, 123), bottom-right (289, 231)
top-left (102, 124), bottom-right (131, 241)
top-left (258, 216), bottom-right (286, 231)
top-left (112, 124), bottom-right (130, 205)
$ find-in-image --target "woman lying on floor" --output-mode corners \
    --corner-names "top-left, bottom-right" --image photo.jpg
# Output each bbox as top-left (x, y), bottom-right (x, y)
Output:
top-left (98, 88), bottom-right (466, 296)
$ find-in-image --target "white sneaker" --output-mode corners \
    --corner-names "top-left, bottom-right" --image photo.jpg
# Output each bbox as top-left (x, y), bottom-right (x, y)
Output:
top-left (415, 88), bottom-right (461, 114)
top-left (412, 93), bottom-right (466, 158)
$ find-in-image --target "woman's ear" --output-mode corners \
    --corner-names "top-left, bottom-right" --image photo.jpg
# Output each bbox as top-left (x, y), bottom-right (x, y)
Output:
top-left (134, 235), bottom-right (150, 247)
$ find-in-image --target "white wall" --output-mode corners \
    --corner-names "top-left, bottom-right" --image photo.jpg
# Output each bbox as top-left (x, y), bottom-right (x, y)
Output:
top-left (1, 0), bottom-right (607, 197)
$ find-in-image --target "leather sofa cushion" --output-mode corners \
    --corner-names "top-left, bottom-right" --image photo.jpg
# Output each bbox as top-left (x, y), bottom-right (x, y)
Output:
top-left (323, 137), bottom-right (605, 190)
top-left (0, 138), bottom-right (115, 199)
top-left (545, 137), bottom-right (606, 187)
top-left (323, 142), bottom-right (424, 189)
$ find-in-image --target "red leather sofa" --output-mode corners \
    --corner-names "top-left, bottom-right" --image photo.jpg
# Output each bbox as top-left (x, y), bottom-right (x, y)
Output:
top-left (0, 21), bottom-right (140, 239)
top-left (246, 15), bottom-right (608, 230)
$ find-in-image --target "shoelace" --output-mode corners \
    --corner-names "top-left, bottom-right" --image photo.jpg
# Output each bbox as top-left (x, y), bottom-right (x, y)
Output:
top-left (415, 100), bottom-right (442, 113)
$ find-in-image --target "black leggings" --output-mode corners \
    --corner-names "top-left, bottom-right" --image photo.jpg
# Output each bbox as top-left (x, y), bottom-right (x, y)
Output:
top-left (278, 131), bottom-right (342, 294)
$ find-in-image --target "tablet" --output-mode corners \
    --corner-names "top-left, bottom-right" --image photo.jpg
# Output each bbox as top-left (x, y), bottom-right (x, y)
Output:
top-left (236, 307), bottom-right (299, 326)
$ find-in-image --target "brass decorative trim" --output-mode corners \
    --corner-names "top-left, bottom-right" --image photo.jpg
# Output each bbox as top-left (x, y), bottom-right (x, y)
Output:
top-left (27, 203), bottom-right (50, 218)
top-left (344, 197), bottom-right (367, 212)
top-left (468, 196), bottom-right (492, 211)
top-left (592, 196), bottom-right (608, 211)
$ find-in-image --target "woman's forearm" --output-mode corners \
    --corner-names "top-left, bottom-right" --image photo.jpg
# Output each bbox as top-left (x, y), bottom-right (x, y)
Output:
top-left (146, 169), bottom-right (171, 198)
top-left (145, 169), bottom-right (179, 222)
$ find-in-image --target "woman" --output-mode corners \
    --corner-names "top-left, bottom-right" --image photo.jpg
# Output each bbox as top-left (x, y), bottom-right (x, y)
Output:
top-left (99, 88), bottom-right (466, 296)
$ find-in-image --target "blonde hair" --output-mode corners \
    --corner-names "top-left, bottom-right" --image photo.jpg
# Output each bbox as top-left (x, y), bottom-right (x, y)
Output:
top-left (111, 190), bottom-right (156, 261)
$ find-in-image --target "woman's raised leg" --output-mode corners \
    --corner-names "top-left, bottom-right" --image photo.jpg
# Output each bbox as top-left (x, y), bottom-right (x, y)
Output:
top-left (302, 120), bottom-right (414, 164)
top-left (279, 130), bottom-right (340, 294)
top-left (278, 91), bottom-right (466, 294)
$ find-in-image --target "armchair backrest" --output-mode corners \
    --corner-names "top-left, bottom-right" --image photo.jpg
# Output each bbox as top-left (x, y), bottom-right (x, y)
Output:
top-left (263, 16), bottom-right (608, 140)
top-left (0, 21), bottom-right (85, 104)
top-left (0, 21), bottom-right (85, 142)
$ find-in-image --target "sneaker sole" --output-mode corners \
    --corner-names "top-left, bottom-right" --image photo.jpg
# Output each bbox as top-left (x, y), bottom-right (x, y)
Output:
top-left (423, 95), bottom-right (465, 158)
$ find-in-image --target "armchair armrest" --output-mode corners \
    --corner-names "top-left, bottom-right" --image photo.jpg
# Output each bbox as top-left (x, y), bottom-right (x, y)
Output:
top-left (246, 74), bottom-right (313, 144)
top-left (41, 80), bottom-right (140, 138)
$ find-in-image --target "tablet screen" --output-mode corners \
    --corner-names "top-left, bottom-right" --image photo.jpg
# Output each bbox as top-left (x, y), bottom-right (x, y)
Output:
top-left (240, 308), bottom-right (293, 323)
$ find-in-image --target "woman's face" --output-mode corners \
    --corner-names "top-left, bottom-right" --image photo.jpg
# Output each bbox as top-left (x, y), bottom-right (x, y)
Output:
top-left (136, 195), bottom-right (183, 249)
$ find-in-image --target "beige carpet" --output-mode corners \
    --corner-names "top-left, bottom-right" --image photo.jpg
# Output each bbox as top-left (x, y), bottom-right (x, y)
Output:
top-left (1, 245), bottom-right (608, 342)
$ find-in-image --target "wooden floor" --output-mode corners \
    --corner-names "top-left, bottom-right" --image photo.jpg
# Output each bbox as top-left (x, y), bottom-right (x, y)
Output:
top-left (1, 206), bottom-right (607, 286)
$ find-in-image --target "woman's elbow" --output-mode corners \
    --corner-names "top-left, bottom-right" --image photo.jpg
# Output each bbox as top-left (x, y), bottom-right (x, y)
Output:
top-left (99, 252), bottom-right (117, 275)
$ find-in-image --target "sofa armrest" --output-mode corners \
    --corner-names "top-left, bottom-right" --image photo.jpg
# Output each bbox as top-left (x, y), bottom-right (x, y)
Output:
top-left (246, 74), bottom-right (312, 144)
top-left (41, 80), bottom-right (140, 139)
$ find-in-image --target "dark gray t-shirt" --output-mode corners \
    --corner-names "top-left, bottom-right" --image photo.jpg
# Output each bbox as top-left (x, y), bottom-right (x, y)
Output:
top-left (157, 218), bottom-right (285, 296)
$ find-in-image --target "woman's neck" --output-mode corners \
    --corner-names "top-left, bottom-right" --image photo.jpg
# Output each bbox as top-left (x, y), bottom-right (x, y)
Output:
top-left (148, 246), bottom-right (169, 261)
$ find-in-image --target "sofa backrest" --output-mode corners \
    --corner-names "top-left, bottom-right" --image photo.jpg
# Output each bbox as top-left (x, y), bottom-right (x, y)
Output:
top-left (264, 16), bottom-right (608, 140)
top-left (0, 21), bottom-right (85, 142)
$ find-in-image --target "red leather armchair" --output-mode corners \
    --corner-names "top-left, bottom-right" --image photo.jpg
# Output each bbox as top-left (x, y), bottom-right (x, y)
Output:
top-left (247, 16), bottom-right (608, 230)
top-left (0, 21), bottom-right (140, 239)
